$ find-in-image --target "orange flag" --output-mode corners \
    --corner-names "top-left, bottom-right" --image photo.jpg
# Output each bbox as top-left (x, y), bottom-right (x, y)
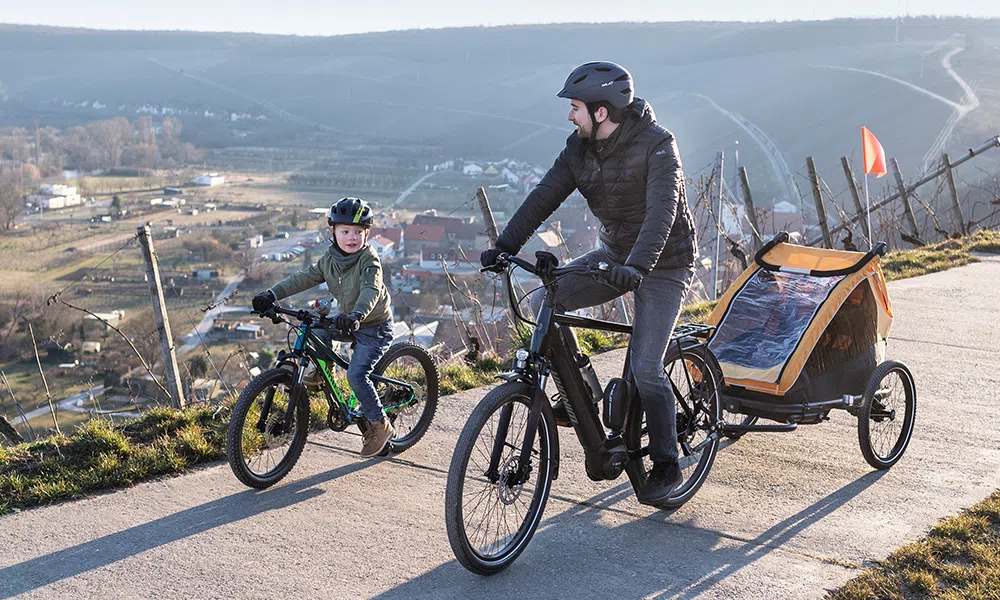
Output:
top-left (862, 126), bottom-right (887, 178)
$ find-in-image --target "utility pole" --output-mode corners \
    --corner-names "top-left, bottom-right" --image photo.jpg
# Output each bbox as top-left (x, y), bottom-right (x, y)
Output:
top-left (807, 157), bottom-right (834, 248)
top-left (739, 167), bottom-right (762, 252)
top-left (34, 120), bottom-right (41, 167)
top-left (474, 187), bottom-right (500, 247)
top-left (712, 151), bottom-right (724, 301)
top-left (942, 153), bottom-right (968, 237)
top-left (841, 157), bottom-right (866, 218)
top-left (841, 156), bottom-right (870, 246)
top-left (890, 158), bottom-right (922, 241)
top-left (137, 225), bottom-right (185, 408)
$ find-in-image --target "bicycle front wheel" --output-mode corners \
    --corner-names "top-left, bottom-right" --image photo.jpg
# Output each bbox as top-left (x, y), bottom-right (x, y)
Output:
top-left (444, 382), bottom-right (554, 575)
top-left (226, 367), bottom-right (310, 489)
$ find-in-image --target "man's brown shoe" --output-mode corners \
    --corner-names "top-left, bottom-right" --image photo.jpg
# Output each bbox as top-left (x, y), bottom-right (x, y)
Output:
top-left (360, 418), bottom-right (394, 458)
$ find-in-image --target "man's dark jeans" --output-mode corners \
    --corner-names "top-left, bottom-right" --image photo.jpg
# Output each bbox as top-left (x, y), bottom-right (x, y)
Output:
top-left (530, 246), bottom-right (694, 464)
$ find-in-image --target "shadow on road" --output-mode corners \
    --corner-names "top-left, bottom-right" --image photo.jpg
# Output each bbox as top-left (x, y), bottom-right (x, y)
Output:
top-left (0, 460), bottom-right (376, 599)
top-left (373, 470), bottom-right (886, 600)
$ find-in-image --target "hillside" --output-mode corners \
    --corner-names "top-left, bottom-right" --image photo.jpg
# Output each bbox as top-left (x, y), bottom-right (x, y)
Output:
top-left (1, 18), bottom-right (999, 208)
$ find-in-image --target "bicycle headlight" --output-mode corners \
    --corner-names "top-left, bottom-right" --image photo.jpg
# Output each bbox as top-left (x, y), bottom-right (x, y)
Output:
top-left (514, 348), bottom-right (530, 369)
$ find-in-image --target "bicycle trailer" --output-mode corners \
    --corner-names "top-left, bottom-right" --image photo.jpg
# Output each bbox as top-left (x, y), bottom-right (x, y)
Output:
top-left (706, 233), bottom-right (905, 429)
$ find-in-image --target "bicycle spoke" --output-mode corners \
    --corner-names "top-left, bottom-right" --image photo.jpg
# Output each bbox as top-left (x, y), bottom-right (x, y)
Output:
top-left (456, 391), bottom-right (546, 562)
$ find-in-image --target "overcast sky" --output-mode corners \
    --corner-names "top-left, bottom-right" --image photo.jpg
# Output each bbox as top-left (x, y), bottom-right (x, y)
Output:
top-left (4, 0), bottom-right (999, 36)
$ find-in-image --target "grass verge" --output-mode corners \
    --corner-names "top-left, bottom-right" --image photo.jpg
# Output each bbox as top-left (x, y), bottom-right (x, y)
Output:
top-left (0, 407), bottom-right (226, 514)
top-left (0, 357), bottom-right (507, 514)
top-left (881, 230), bottom-right (1000, 282)
top-left (827, 490), bottom-right (1000, 599)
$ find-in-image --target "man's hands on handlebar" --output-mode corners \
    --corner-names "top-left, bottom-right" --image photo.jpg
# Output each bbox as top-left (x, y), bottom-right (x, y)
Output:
top-left (480, 247), bottom-right (507, 272)
top-left (608, 265), bottom-right (644, 292)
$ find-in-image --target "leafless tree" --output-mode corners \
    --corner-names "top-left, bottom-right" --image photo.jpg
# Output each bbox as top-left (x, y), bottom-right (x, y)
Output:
top-left (0, 170), bottom-right (24, 232)
top-left (87, 118), bottom-right (134, 170)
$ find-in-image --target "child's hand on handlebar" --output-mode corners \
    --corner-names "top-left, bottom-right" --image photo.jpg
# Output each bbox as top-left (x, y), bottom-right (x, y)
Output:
top-left (252, 290), bottom-right (276, 313)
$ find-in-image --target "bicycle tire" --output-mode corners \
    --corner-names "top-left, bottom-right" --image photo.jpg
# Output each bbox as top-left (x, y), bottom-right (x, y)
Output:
top-left (227, 367), bottom-right (310, 489)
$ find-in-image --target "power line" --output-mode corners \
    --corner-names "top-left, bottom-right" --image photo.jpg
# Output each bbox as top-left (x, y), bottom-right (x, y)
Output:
top-left (46, 232), bottom-right (140, 306)
top-left (166, 283), bottom-right (237, 398)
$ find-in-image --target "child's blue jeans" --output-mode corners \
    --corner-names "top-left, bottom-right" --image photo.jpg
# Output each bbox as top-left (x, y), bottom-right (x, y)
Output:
top-left (346, 320), bottom-right (394, 423)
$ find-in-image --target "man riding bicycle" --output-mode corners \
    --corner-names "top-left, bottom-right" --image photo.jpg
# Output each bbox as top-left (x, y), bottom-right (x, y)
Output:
top-left (481, 61), bottom-right (698, 505)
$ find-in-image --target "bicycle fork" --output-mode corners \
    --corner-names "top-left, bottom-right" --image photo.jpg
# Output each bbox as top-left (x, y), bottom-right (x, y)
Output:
top-left (485, 384), bottom-right (549, 487)
top-left (255, 356), bottom-right (309, 436)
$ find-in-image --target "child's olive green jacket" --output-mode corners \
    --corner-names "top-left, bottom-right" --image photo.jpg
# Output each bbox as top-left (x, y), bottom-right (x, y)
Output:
top-left (269, 244), bottom-right (391, 327)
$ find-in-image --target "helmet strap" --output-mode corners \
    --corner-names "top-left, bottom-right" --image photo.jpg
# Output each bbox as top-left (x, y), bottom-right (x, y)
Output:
top-left (587, 105), bottom-right (600, 144)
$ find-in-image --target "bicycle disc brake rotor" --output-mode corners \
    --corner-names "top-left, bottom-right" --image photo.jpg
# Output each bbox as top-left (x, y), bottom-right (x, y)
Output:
top-left (497, 455), bottom-right (525, 506)
top-left (261, 413), bottom-right (292, 449)
top-left (389, 385), bottom-right (422, 417)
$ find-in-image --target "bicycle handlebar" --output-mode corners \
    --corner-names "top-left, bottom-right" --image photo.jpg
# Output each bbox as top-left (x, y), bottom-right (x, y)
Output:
top-left (484, 252), bottom-right (611, 281)
top-left (484, 251), bottom-right (613, 325)
top-left (253, 304), bottom-right (358, 334)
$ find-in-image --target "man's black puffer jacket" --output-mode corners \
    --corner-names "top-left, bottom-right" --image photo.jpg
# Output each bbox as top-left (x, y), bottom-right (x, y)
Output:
top-left (497, 98), bottom-right (697, 272)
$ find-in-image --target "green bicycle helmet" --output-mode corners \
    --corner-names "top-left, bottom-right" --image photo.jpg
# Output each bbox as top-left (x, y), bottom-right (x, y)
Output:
top-left (327, 197), bottom-right (373, 229)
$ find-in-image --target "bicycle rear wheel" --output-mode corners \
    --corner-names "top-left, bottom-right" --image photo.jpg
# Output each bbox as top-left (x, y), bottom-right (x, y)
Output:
top-left (373, 342), bottom-right (439, 452)
top-left (445, 382), bottom-right (554, 575)
top-left (624, 343), bottom-right (722, 509)
top-left (858, 360), bottom-right (916, 469)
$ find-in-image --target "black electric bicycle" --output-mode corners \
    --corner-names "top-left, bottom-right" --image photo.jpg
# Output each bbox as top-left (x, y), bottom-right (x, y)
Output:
top-left (444, 252), bottom-right (724, 574)
top-left (226, 303), bottom-right (439, 489)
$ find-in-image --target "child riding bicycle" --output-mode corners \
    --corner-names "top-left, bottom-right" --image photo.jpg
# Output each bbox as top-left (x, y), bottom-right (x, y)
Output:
top-left (252, 197), bottom-right (395, 458)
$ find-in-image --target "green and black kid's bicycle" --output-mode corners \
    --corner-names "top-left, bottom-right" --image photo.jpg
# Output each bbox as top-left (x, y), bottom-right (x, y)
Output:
top-left (226, 302), bottom-right (439, 488)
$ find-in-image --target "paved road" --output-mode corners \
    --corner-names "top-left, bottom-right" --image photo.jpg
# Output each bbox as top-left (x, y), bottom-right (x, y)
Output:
top-left (393, 172), bottom-right (438, 207)
top-left (692, 93), bottom-right (802, 206)
top-left (2, 255), bottom-right (998, 599)
top-left (11, 385), bottom-right (108, 427)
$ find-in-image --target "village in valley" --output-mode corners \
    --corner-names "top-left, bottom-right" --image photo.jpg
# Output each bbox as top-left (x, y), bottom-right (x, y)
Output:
top-left (0, 124), bottom-right (619, 429)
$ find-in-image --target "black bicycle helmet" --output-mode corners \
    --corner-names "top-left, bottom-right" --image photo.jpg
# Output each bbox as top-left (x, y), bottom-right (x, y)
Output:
top-left (556, 61), bottom-right (634, 110)
top-left (327, 197), bottom-right (373, 229)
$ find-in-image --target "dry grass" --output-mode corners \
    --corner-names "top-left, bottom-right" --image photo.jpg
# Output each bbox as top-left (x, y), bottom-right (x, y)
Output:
top-left (881, 230), bottom-right (1000, 282)
top-left (0, 352), bottom-right (515, 513)
top-left (0, 407), bottom-right (227, 514)
top-left (966, 229), bottom-right (1000, 254)
top-left (828, 491), bottom-right (1000, 599)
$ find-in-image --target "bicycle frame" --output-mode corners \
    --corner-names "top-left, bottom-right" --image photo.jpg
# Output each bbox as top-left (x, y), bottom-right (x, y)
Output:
top-left (489, 254), bottom-right (722, 486)
top-left (257, 308), bottom-right (418, 433)
top-left (297, 324), bottom-right (417, 414)
top-left (489, 256), bottom-right (637, 484)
